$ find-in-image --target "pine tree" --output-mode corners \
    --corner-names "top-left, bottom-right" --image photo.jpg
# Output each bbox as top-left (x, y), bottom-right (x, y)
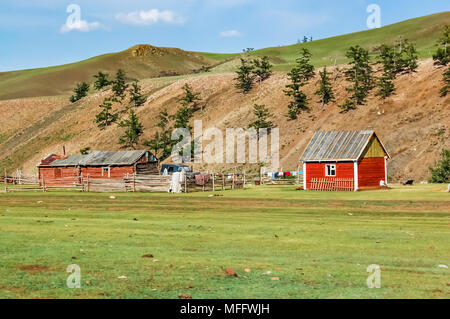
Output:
top-left (376, 44), bottom-right (396, 99)
top-left (391, 38), bottom-right (419, 73)
top-left (144, 109), bottom-right (173, 161)
top-left (235, 58), bottom-right (255, 93)
top-left (248, 104), bottom-right (273, 136)
top-left (112, 69), bottom-right (128, 100)
top-left (429, 149), bottom-right (450, 183)
top-left (402, 40), bottom-right (418, 73)
top-left (252, 56), bottom-right (273, 83)
top-left (179, 83), bottom-right (202, 111)
top-left (173, 105), bottom-right (192, 132)
top-left (296, 48), bottom-right (315, 81)
top-left (343, 45), bottom-right (374, 106)
top-left (432, 25), bottom-right (450, 66)
top-left (93, 72), bottom-right (111, 91)
top-left (338, 100), bottom-right (356, 113)
top-left (284, 48), bottom-right (314, 119)
top-left (128, 80), bottom-right (146, 108)
top-left (95, 97), bottom-right (118, 129)
top-left (69, 82), bottom-right (90, 103)
top-left (376, 74), bottom-right (396, 99)
top-left (440, 66), bottom-right (450, 97)
top-left (315, 66), bottom-right (335, 105)
top-left (118, 109), bottom-right (143, 149)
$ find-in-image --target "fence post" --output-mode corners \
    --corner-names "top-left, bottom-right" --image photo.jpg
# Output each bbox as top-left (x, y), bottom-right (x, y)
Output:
top-left (133, 172), bottom-right (136, 192)
top-left (4, 169), bottom-right (7, 193)
top-left (87, 174), bottom-right (90, 192)
top-left (184, 174), bottom-right (187, 193)
top-left (222, 172), bottom-right (225, 190)
top-left (232, 174), bottom-right (235, 190)
top-left (42, 175), bottom-right (46, 192)
top-left (212, 173), bottom-right (215, 192)
top-left (243, 170), bottom-right (246, 189)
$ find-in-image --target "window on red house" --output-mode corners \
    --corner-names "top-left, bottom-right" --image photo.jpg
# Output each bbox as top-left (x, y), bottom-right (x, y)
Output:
top-left (325, 164), bottom-right (336, 177)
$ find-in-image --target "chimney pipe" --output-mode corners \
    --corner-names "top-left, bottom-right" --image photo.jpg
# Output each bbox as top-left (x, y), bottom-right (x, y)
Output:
top-left (63, 146), bottom-right (66, 156)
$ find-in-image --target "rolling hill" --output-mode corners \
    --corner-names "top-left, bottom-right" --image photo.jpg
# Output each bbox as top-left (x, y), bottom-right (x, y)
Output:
top-left (0, 12), bottom-right (448, 101)
top-left (0, 45), bottom-right (216, 101)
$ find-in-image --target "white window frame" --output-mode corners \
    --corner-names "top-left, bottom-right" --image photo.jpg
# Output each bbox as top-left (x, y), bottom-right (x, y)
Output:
top-left (325, 164), bottom-right (336, 177)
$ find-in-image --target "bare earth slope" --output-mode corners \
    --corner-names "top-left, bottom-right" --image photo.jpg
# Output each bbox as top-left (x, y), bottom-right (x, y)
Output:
top-left (0, 59), bottom-right (448, 182)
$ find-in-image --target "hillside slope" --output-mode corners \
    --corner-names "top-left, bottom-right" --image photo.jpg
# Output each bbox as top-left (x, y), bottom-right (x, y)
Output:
top-left (0, 12), bottom-right (448, 101)
top-left (0, 45), bottom-right (215, 101)
top-left (0, 59), bottom-right (448, 182)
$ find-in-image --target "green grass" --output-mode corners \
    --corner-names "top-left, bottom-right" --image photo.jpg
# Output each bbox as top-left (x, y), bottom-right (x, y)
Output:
top-left (0, 184), bottom-right (448, 299)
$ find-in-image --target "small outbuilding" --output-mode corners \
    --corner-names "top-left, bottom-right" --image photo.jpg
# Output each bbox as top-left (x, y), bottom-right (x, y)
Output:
top-left (300, 130), bottom-right (390, 191)
top-left (38, 150), bottom-right (158, 186)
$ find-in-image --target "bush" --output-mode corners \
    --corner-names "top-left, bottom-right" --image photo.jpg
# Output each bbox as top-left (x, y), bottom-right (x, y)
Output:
top-left (429, 149), bottom-right (450, 183)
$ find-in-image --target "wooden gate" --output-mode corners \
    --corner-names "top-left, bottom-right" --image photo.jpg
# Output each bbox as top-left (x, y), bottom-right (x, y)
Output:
top-left (309, 178), bottom-right (354, 191)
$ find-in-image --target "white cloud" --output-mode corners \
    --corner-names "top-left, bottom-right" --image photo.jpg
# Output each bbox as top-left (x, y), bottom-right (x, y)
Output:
top-left (116, 9), bottom-right (186, 26)
top-left (220, 29), bottom-right (242, 37)
top-left (60, 20), bottom-right (102, 33)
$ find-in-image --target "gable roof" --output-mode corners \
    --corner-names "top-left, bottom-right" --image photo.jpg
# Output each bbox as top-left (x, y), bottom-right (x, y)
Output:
top-left (300, 130), bottom-right (389, 162)
top-left (41, 150), bottom-right (150, 167)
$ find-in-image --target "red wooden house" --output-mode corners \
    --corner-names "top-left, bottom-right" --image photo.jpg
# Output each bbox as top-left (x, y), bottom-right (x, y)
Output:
top-left (38, 150), bottom-right (158, 186)
top-left (300, 130), bottom-right (390, 191)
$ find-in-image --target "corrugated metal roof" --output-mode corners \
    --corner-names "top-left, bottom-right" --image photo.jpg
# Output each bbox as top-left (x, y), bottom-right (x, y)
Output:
top-left (48, 150), bottom-right (148, 167)
top-left (300, 130), bottom-right (384, 161)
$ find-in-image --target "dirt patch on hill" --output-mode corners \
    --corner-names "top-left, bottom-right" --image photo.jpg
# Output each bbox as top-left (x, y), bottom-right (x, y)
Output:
top-left (18, 265), bottom-right (54, 273)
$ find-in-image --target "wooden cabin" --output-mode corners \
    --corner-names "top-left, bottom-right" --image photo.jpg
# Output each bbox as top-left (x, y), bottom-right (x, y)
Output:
top-left (300, 130), bottom-right (390, 191)
top-left (38, 150), bottom-right (158, 186)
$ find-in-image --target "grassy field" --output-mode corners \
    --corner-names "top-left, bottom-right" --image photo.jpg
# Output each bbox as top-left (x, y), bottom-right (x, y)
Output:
top-left (0, 184), bottom-right (449, 299)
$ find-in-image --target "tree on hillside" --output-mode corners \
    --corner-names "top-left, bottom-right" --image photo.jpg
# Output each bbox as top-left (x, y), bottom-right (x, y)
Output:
top-left (315, 66), bottom-right (335, 105)
top-left (79, 147), bottom-right (91, 155)
top-left (235, 58), bottom-right (255, 94)
top-left (440, 67), bottom-right (450, 97)
top-left (95, 97), bottom-right (118, 129)
top-left (179, 83), bottom-right (202, 112)
top-left (93, 72), bottom-right (112, 91)
top-left (401, 39), bottom-right (418, 73)
top-left (295, 48), bottom-right (315, 81)
top-left (248, 104), bottom-right (273, 137)
top-left (112, 69), bottom-right (128, 100)
top-left (252, 56), bottom-right (273, 83)
top-left (118, 109), bottom-right (143, 149)
top-left (391, 38), bottom-right (418, 74)
top-left (128, 80), bottom-right (147, 108)
top-left (144, 109), bottom-right (173, 161)
top-left (173, 105), bottom-right (192, 133)
top-left (429, 149), bottom-right (450, 183)
top-left (376, 44), bottom-right (397, 99)
top-left (339, 45), bottom-right (374, 111)
top-left (284, 48), bottom-right (314, 119)
top-left (69, 82), bottom-right (90, 103)
top-left (432, 25), bottom-right (449, 66)
top-left (432, 25), bottom-right (450, 97)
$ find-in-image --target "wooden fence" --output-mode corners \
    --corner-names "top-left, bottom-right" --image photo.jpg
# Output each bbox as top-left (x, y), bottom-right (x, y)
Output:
top-left (309, 178), bottom-right (354, 191)
top-left (183, 173), bottom-right (245, 193)
top-left (81, 174), bottom-right (172, 193)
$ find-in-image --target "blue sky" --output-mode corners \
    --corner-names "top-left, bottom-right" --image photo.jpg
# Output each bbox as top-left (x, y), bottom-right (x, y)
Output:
top-left (1, 0), bottom-right (449, 71)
